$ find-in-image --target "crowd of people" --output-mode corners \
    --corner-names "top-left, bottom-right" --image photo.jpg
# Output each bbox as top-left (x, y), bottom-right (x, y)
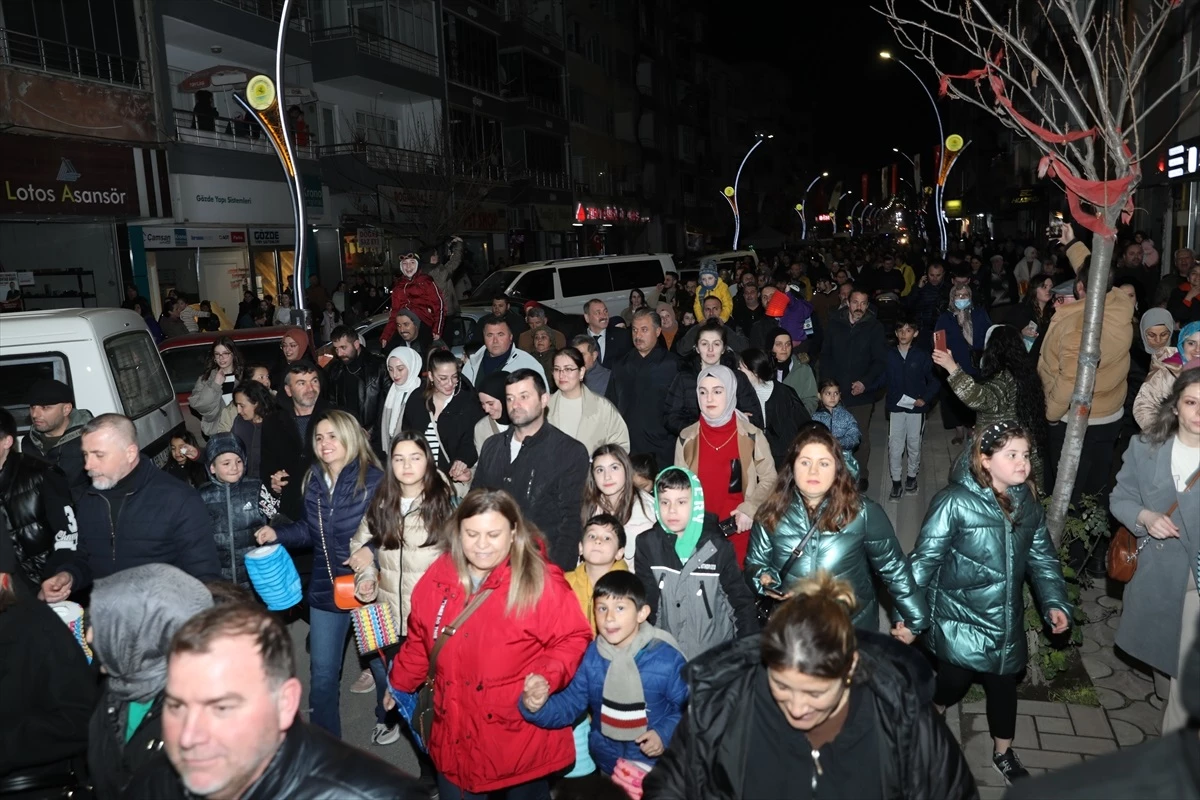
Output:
top-left (3, 229), bottom-right (1199, 800)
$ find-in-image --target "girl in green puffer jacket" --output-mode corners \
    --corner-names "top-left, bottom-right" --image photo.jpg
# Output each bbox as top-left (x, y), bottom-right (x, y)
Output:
top-left (907, 420), bottom-right (1071, 786)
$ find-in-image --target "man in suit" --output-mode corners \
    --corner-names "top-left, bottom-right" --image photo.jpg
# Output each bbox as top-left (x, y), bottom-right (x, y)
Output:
top-left (583, 298), bottom-right (632, 368)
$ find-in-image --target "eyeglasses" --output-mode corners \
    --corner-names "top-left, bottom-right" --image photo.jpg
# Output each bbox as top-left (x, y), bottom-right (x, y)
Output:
top-left (552, 366), bottom-right (581, 375)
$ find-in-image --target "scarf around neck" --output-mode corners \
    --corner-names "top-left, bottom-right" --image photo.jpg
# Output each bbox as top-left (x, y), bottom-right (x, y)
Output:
top-left (654, 466), bottom-right (706, 562)
top-left (382, 347), bottom-right (423, 443)
top-left (597, 621), bottom-right (682, 740)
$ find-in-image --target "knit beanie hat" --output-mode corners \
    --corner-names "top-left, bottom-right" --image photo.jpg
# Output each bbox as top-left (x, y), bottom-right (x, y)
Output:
top-left (699, 258), bottom-right (719, 280)
top-left (397, 308), bottom-right (422, 331)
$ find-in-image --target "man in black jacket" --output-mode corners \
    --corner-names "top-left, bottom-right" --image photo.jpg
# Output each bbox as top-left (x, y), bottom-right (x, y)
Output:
top-left (21, 379), bottom-right (93, 490)
top-left (260, 362), bottom-right (331, 522)
top-left (325, 325), bottom-right (385, 443)
top-left (124, 603), bottom-right (428, 800)
top-left (820, 289), bottom-right (888, 491)
top-left (606, 307), bottom-right (680, 468)
top-left (39, 414), bottom-right (220, 602)
top-left (472, 369), bottom-right (589, 571)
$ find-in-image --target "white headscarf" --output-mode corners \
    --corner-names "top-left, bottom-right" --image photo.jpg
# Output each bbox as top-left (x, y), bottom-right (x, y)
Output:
top-left (697, 365), bottom-right (740, 428)
top-left (382, 347), bottom-right (423, 443)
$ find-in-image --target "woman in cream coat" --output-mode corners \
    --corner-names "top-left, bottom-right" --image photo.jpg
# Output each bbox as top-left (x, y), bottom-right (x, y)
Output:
top-left (546, 347), bottom-right (630, 454)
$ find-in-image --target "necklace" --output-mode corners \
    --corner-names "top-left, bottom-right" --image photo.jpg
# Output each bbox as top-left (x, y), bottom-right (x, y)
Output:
top-left (700, 424), bottom-right (738, 451)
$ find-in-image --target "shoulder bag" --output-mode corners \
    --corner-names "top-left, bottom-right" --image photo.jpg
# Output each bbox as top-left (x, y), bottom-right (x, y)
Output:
top-left (411, 588), bottom-right (494, 744)
top-left (316, 494), bottom-right (364, 611)
top-left (1108, 466), bottom-right (1200, 583)
top-left (755, 524), bottom-right (820, 624)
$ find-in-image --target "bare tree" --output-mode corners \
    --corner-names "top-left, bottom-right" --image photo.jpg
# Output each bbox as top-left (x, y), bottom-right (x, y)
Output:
top-left (332, 110), bottom-right (505, 255)
top-left (879, 0), bottom-right (1198, 546)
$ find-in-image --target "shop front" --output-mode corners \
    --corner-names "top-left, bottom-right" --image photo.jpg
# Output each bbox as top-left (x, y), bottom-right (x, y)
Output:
top-left (0, 133), bottom-right (171, 312)
top-left (133, 172), bottom-right (328, 315)
top-left (571, 201), bottom-right (651, 256)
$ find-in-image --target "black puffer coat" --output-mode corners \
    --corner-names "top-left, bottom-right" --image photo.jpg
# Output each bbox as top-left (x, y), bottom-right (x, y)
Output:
top-left (198, 433), bottom-right (270, 589)
top-left (125, 720), bottom-right (429, 799)
top-left (88, 693), bottom-right (164, 799)
top-left (0, 452), bottom-right (76, 590)
top-left (644, 631), bottom-right (978, 800)
top-left (662, 351), bottom-right (763, 435)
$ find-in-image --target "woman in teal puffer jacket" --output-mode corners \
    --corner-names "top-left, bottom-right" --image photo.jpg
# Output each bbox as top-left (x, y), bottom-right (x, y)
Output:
top-left (908, 420), bottom-right (1070, 785)
top-left (745, 423), bottom-right (929, 633)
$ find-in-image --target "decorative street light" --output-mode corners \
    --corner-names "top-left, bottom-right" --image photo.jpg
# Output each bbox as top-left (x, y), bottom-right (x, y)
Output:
top-left (800, 171), bottom-right (828, 240)
top-left (721, 131), bottom-right (773, 250)
top-left (849, 199), bottom-right (863, 237)
top-left (881, 51), bottom-right (946, 257)
top-left (858, 202), bottom-right (874, 235)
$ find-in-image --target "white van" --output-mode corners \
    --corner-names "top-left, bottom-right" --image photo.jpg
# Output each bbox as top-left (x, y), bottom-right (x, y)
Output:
top-left (464, 253), bottom-right (672, 315)
top-left (0, 308), bottom-right (185, 468)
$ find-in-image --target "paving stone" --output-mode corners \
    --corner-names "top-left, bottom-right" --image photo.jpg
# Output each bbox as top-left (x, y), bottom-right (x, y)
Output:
top-left (978, 787), bottom-right (1007, 800)
top-left (1106, 614), bottom-right (1122, 630)
top-left (1014, 749), bottom-right (1084, 769)
top-left (1110, 718), bottom-right (1145, 747)
top-left (1026, 768), bottom-right (1046, 776)
top-left (1088, 644), bottom-right (1143, 674)
top-left (1093, 671), bottom-right (1153, 703)
top-left (1108, 700), bottom-right (1163, 737)
top-left (1149, 694), bottom-right (1165, 710)
top-left (961, 700), bottom-right (987, 714)
top-left (1096, 687), bottom-right (1128, 711)
top-left (1038, 733), bottom-right (1119, 755)
top-left (1082, 654), bottom-right (1112, 680)
top-left (969, 714), bottom-right (1036, 745)
top-left (1067, 704), bottom-right (1113, 738)
top-left (1035, 716), bottom-right (1075, 735)
top-left (1096, 594), bottom-right (1122, 609)
top-left (1016, 699), bottom-right (1070, 718)
top-left (1079, 637), bottom-right (1100, 654)
top-left (1079, 599), bottom-right (1105, 622)
top-left (1087, 622), bottom-right (1117, 647)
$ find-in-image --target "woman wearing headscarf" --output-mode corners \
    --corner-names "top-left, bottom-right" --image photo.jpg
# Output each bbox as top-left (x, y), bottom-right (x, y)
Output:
top-left (377, 346), bottom-right (423, 457)
top-left (269, 326), bottom-right (316, 393)
top-left (675, 364), bottom-right (777, 567)
top-left (473, 370), bottom-right (512, 456)
top-left (526, 325), bottom-right (559, 385)
top-left (87, 564), bottom-right (213, 799)
top-left (1134, 319), bottom-right (1200, 431)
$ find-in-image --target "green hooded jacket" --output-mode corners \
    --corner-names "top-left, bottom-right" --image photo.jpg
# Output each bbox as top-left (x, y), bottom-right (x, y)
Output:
top-left (908, 459), bottom-right (1070, 675)
top-left (744, 495), bottom-right (929, 633)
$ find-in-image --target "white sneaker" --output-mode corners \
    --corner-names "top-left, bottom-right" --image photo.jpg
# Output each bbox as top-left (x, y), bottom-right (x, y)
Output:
top-left (371, 723), bottom-right (401, 746)
top-left (350, 669), bottom-right (375, 694)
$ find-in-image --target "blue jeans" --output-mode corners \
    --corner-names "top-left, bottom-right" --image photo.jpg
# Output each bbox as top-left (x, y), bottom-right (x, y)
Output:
top-left (308, 607), bottom-right (351, 738)
top-left (436, 775), bottom-right (550, 800)
top-left (367, 645), bottom-right (402, 727)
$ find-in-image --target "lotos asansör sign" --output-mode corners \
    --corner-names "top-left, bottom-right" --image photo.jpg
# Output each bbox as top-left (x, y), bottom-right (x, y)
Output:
top-left (0, 133), bottom-right (169, 217)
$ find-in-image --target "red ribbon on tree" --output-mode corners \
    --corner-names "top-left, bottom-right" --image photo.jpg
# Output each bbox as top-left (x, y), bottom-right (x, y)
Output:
top-left (938, 50), bottom-right (1138, 237)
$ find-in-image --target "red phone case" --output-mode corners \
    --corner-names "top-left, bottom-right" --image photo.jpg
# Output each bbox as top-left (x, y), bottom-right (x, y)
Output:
top-left (933, 330), bottom-right (948, 352)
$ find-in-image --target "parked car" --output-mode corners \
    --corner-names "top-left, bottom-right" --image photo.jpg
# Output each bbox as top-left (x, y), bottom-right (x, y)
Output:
top-left (158, 326), bottom-right (292, 440)
top-left (356, 308), bottom-right (585, 360)
top-left (2, 308), bottom-right (184, 467)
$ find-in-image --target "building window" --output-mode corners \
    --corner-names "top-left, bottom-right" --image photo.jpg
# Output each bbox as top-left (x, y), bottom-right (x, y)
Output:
top-left (449, 107), bottom-right (503, 166)
top-left (0, 0), bottom-right (144, 86)
top-left (444, 14), bottom-right (500, 94)
top-left (355, 110), bottom-right (400, 147)
top-left (525, 131), bottom-right (565, 173)
top-left (569, 85), bottom-right (585, 124)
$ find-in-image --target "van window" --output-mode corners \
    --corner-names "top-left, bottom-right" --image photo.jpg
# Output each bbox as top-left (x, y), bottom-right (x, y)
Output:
top-left (0, 354), bottom-right (70, 432)
top-left (609, 259), bottom-right (665, 292)
top-left (471, 269), bottom-right (520, 301)
top-left (557, 263), bottom-right (613, 301)
top-left (105, 331), bottom-right (174, 420)
top-left (510, 269), bottom-right (555, 302)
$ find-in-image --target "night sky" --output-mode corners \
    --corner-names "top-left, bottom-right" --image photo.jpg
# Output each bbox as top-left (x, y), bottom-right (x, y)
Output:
top-left (699, 0), bottom-right (948, 184)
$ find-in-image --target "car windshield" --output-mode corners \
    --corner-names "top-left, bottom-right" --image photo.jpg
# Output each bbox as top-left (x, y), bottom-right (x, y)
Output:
top-left (469, 270), bottom-right (520, 301)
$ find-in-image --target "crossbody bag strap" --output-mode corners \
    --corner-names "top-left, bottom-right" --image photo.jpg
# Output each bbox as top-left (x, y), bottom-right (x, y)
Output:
top-left (1164, 465), bottom-right (1200, 518)
top-left (777, 523), bottom-right (821, 580)
top-left (423, 588), bottom-right (494, 684)
top-left (316, 494), bottom-right (336, 585)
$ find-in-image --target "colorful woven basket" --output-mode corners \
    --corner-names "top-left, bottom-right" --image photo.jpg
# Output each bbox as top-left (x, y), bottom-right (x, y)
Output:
top-left (351, 602), bottom-right (401, 655)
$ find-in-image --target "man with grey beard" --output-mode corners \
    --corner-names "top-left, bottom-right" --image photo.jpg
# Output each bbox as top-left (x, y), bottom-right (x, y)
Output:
top-left (40, 413), bottom-right (218, 601)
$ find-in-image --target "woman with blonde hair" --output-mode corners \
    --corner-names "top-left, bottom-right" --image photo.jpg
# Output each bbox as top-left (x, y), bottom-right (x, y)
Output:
top-left (579, 443), bottom-right (655, 563)
top-left (388, 488), bottom-right (591, 798)
top-left (255, 410), bottom-right (383, 738)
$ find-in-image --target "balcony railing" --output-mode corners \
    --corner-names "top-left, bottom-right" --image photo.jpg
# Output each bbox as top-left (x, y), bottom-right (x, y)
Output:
top-left (517, 15), bottom-right (562, 45)
top-left (512, 170), bottom-right (570, 190)
top-left (520, 94), bottom-right (565, 118)
top-left (451, 160), bottom-right (509, 183)
top-left (173, 108), bottom-right (319, 159)
top-left (0, 28), bottom-right (146, 88)
top-left (319, 142), bottom-right (439, 173)
top-left (211, 0), bottom-right (312, 28)
top-left (446, 66), bottom-right (501, 95)
top-left (311, 25), bottom-right (439, 77)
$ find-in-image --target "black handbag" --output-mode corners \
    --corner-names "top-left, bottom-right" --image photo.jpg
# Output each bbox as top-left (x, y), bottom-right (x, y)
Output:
top-left (754, 526), bottom-right (819, 625)
top-left (412, 588), bottom-right (493, 744)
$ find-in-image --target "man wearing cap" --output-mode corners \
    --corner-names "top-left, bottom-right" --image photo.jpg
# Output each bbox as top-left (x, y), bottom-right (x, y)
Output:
top-left (517, 305), bottom-right (565, 353)
top-left (391, 308), bottom-right (434, 354)
top-left (380, 252), bottom-right (445, 350)
top-left (21, 379), bottom-right (93, 490)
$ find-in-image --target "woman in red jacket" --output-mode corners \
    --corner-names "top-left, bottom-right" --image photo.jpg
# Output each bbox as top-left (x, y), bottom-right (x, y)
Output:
top-left (388, 488), bottom-right (592, 799)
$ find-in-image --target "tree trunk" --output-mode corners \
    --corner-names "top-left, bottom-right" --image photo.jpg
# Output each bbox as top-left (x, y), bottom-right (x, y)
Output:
top-left (1045, 216), bottom-right (1120, 548)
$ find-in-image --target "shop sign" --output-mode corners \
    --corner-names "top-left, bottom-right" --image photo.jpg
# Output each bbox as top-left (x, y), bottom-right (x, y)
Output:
top-left (1166, 135), bottom-right (1200, 183)
top-left (141, 227), bottom-right (247, 248)
top-left (357, 228), bottom-right (382, 249)
top-left (462, 205), bottom-right (507, 232)
top-left (248, 228), bottom-right (294, 247)
top-left (573, 202), bottom-right (646, 225)
top-left (173, 174), bottom-right (326, 225)
top-left (0, 134), bottom-right (170, 217)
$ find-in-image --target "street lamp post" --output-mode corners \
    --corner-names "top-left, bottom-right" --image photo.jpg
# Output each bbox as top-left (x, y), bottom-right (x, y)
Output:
top-left (849, 200), bottom-right (863, 237)
top-left (881, 51), bottom-right (946, 257)
top-left (801, 171), bottom-right (828, 240)
top-left (859, 202), bottom-right (874, 235)
top-left (721, 131), bottom-right (773, 250)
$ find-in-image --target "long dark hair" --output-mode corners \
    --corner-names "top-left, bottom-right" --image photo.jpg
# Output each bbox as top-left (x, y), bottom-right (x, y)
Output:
top-left (1024, 272), bottom-right (1056, 328)
top-left (580, 444), bottom-right (649, 529)
top-left (203, 336), bottom-right (244, 382)
top-left (980, 325), bottom-right (1048, 451)
top-left (756, 423), bottom-right (859, 533)
top-left (367, 432), bottom-right (455, 551)
top-left (232, 381), bottom-right (276, 420)
top-left (424, 348), bottom-right (461, 414)
top-left (1143, 368), bottom-right (1200, 447)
